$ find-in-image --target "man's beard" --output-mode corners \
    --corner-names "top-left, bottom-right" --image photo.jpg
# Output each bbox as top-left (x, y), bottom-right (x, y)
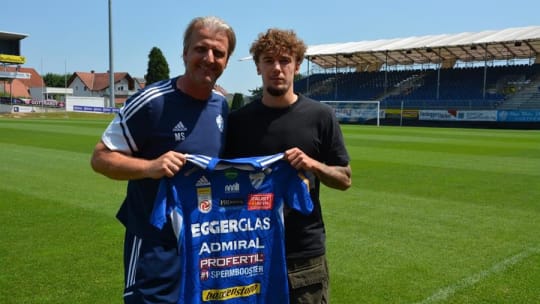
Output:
top-left (266, 86), bottom-right (287, 97)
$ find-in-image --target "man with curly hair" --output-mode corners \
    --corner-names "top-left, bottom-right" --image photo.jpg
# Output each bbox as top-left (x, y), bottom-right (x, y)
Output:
top-left (224, 28), bottom-right (352, 303)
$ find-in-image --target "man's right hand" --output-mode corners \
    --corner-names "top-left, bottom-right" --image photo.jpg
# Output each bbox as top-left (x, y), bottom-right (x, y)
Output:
top-left (147, 151), bottom-right (187, 178)
top-left (91, 141), bottom-right (187, 180)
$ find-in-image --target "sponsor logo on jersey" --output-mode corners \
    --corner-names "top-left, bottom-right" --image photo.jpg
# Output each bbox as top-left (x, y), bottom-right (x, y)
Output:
top-left (224, 168), bottom-right (238, 180)
top-left (203, 283), bottom-right (261, 301)
top-left (199, 199), bottom-right (212, 213)
top-left (191, 217), bottom-right (271, 238)
top-left (247, 194), bottom-right (274, 210)
top-left (224, 182), bottom-right (240, 193)
top-left (209, 266), bottom-right (264, 280)
top-left (173, 121), bottom-right (187, 141)
top-left (219, 199), bottom-right (244, 207)
top-left (199, 253), bottom-right (264, 270)
top-left (196, 176), bottom-right (211, 187)
top-left (198, 237), bottom-right (265, 255)
top-left (173, 121), bottom-right (187, 131)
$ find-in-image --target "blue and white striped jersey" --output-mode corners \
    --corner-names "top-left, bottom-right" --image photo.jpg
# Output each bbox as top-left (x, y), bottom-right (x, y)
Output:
top-left (151, 154), bottom-right (313, 303)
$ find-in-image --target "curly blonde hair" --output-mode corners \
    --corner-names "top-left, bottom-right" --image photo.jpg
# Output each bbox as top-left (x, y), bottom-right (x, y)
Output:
top-left (250, 28), bottom-right (307, 65)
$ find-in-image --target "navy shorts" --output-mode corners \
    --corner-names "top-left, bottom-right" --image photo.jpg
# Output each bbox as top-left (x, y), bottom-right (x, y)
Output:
top-left (123, 231), bottom-right (181, 304)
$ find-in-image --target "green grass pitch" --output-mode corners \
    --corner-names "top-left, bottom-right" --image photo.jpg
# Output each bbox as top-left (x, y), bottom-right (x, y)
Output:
top-left (0, 113), bottom-right (538, 303)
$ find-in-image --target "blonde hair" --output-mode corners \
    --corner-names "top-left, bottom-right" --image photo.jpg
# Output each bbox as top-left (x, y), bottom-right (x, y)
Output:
top-left (183, 16), bottom-right (236, 59)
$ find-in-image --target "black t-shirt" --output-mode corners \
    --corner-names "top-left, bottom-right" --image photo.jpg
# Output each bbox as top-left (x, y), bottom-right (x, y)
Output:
top-left (224, 94), bottom-right (349, 259)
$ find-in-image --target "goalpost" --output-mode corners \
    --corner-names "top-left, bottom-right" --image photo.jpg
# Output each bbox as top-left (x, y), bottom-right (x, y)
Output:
top-left (321, 100), bottom-right (380, 126)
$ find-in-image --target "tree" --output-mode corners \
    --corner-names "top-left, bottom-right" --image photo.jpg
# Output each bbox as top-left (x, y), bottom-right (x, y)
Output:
top-left (230, 93), bottom-right (244, 111)
top-left (249, 87), bottom-right (263, 99)
top-left (145, 47), bottom-right (170, 85)
top-left (43, 73), bottom-right (70, 87)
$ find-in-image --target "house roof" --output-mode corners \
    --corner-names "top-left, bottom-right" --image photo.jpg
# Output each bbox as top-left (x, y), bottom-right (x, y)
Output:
top-left (4, 67), bottom-right (43, 87)
top-left (0, 66), bottom-right (43, 98)
top-left (134, 77), bottom-right (146, 89)
top-left (68, 71), bottom-right (132, 91)
top-left (305, 25), bottom-right (540, 69)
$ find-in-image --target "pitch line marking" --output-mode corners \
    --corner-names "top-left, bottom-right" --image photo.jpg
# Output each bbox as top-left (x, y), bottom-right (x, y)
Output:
top-left (413, 247), bottom-right (540, 304)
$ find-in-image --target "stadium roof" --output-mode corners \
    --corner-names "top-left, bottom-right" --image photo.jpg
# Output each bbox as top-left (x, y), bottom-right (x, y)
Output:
top-left (305, 26), bottom-right (540, 69)
top-left (0, 31), bottom-right (28, 40)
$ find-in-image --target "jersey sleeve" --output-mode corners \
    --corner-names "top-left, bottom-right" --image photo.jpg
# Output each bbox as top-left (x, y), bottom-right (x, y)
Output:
top-left (150, 178), bottom-right (170, 230)
top-left (283, 166), bottom-right (313, 215)
top-left (101, 80), bottom-right (174, 154)
top-left (150, 178), bottom-right (184, 243)
top-left (101, 95), bottom-right (152, 154)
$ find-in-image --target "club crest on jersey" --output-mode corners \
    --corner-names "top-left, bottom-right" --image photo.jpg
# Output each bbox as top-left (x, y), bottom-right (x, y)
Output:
top-left (173, 121), bottom-right (187, 141)
top-left (249, 172), bottom-right (266, 189)
top-left (216, 114), bottom-right (224, 132)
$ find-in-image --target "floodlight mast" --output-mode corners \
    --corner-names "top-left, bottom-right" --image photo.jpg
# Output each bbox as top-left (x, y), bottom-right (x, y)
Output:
top-left (108, 0), bottom-right (115, 108)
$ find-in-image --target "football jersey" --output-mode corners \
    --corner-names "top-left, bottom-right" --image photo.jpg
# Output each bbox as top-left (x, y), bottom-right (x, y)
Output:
top-left (151, 153), bottom-right (313, 303)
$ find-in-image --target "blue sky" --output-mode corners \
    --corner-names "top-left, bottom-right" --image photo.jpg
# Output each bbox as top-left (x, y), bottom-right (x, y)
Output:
top-left (2, 0), bottom-right (539, 95)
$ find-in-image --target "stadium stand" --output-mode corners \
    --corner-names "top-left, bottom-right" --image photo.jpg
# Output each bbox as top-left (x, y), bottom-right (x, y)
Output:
top-left (295, 26), bottom-right (540, 112)
top-left (296, 64), bottom-right (540, 110)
